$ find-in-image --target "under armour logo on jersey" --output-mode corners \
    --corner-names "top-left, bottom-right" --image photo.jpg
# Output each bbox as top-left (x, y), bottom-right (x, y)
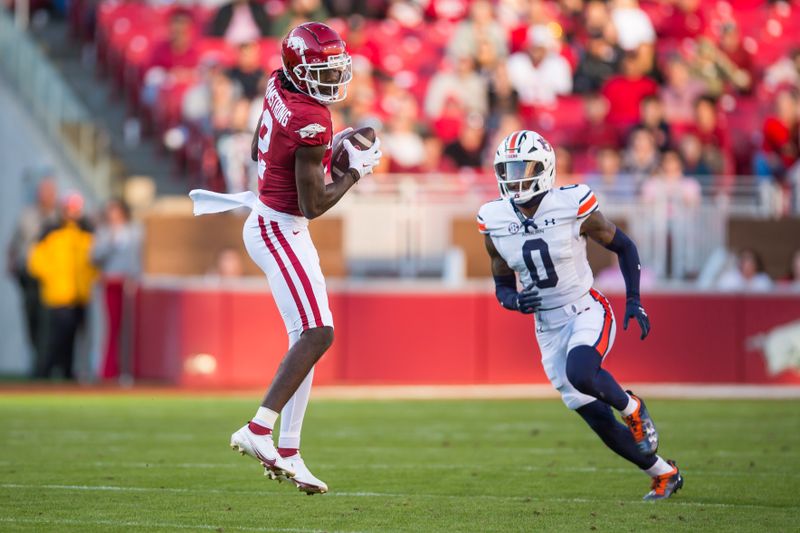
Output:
top-left (543, 218), bottom-right (556, 226)
top-left (296, 123), bottom-right (327, 139)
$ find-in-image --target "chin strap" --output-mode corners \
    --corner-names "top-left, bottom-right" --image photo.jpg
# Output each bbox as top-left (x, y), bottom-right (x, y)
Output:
top-left (509, 199), bottom-right (538, 232)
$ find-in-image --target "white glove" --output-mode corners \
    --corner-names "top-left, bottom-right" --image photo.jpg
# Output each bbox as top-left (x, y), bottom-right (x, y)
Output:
top-left (331, 127), bottom-right (353, 152)
top-left (343, 137), bottom-right (382, 180)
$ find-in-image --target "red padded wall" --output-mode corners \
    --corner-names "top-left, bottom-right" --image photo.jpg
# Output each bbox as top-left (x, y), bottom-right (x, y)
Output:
top-left (133, 287), bottom-right (800, 387)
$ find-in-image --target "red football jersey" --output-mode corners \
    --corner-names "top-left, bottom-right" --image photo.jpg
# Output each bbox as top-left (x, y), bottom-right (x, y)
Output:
top-left (257, 70), bottom-right (332, 216)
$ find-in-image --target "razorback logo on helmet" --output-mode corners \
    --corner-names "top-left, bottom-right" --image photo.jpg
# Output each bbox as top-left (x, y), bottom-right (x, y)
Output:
top-left (286, 35), bottom-right (308, 55)
top-left (296, 123), bottom-right (327, 139)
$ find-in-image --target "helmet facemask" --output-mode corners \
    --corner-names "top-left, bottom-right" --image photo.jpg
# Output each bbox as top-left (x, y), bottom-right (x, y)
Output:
top-left (290, 53), bottom-right (353, 104)
top-left (495, 160), bottom-right (552, 204)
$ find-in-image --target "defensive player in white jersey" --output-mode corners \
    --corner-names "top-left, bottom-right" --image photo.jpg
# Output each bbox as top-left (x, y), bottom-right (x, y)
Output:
top-left (478, 130), bottom-right (683, 500)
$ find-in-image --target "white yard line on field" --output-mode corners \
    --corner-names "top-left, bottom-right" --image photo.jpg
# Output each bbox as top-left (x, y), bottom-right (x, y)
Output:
top-left (1, 483), bottom-right (796, 511)
top-left (76, 461), bottom-right (800, 478)
top-left (0, 517), bottom-right (348, 533)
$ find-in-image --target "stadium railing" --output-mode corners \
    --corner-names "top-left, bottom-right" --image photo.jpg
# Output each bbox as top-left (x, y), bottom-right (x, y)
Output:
top-left (0, 9), bottom-right (112, 199)
top-left (333, 173), bottom-right (768, 281)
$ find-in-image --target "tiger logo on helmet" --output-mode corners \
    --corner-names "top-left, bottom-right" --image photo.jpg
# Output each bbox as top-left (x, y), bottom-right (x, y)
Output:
top-left (493, 130), bottom-right (557, 204)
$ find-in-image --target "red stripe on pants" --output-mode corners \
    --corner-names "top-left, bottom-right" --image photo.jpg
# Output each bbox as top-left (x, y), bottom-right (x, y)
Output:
top-left (270, 221), bottom-right (323, 328)
top-left (258, 215), bottom-right (310, 330)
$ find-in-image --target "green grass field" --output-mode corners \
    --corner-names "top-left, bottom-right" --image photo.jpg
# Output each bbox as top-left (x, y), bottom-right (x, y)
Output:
top-left (0, 394), bottom-right (798, 532)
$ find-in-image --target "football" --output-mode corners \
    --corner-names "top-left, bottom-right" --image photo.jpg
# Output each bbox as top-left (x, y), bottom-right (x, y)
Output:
top-left (330, 126), bottom-right (377, 181)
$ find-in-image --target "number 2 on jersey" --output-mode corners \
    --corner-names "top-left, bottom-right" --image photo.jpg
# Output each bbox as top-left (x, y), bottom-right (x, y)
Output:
top-left (258, 111), bottom-right (274, 154)
top-left (522, 239), bottom-right (559, 289)
top-left (256, 111), bottom-right (274, 180)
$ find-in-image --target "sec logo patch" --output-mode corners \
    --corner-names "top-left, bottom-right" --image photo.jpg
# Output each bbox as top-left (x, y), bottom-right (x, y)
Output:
top-left (508, 222), bottom-right (520, 234)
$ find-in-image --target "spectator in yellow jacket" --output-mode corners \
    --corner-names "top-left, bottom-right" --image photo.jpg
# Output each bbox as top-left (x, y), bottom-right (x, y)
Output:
top-left (27, 193), bottom-right (97, 379)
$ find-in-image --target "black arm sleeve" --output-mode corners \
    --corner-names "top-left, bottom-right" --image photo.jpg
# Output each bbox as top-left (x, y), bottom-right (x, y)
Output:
top-left (603, 228), bottom-right (641, 301)
top-left (494, 274), bottom-right (519, 311)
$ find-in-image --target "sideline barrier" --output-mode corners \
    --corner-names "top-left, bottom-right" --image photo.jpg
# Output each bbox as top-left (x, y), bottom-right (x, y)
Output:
top-left (133, 283), bottom-right (800, 387)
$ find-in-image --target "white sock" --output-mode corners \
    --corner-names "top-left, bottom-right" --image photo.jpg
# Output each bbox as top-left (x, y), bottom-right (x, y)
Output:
top-left (279, 367), bottom-right (314, 450)
top-left (253, 406), bottom-right (279, 429)
top-left (644, 456), bottom-right (675, 477)
top-left (621, 394), bottom-right (639, 417)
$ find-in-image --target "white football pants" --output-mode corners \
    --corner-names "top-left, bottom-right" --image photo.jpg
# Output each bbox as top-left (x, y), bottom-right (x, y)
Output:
top-left (535, 288), bottom-right (617, 410)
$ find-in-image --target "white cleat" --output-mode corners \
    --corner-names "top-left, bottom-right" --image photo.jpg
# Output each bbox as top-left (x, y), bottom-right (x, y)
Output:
top-left (230, 424), bottom-right (296, 479)
top-left (268, 453), bottom-right (328, 495)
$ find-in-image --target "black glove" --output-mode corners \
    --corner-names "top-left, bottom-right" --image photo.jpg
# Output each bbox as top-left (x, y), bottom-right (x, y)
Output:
top-left (516, 284), bottom-right (542, 315)
top-left (623, 298), bottom-right (651, 340)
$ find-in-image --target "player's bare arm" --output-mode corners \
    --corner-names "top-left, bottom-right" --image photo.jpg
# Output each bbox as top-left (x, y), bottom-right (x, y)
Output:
top-left (484, 234), bottom-right (541, 314)
top-left (579, 209), bottom-right (616, 245)
top-left (251, 114), bottom-right (263, 162)
top-left (294, 145), bottom-right (356, 219)
top-left (581, 210), bottom-right (651, 340)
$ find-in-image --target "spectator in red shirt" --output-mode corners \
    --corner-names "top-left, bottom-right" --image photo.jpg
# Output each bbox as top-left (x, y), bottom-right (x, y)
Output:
top-left (432, 96), bottom-right (465, 144)
top-left (601, 52), bottom-right (658, 131)
top-left (141, 9), bottom-right (199, 110)
top-left (569, 93), bottom-right (620, 151)
top-left (755, 89), bottom-right (800, 182)
top-left (148, 9), bottom-right (199, 74)
top-left (344, 15), bottom-right (382, 70)
top-left (657, 0), bottom-right (706, 40)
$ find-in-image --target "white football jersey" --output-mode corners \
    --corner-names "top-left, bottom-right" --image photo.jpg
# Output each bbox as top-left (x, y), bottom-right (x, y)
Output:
top-left (478, 184), bottom-right (600, 309)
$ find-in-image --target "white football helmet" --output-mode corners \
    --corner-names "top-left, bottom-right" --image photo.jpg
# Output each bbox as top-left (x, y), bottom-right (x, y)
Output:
top-left (493, 130), bottom-right (556, 204)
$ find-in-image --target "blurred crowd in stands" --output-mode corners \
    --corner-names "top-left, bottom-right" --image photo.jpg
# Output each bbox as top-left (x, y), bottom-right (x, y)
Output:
top-left (38, 0), bottom-right (798, 215)
top-left (5, 11), bottom-right (800, 235)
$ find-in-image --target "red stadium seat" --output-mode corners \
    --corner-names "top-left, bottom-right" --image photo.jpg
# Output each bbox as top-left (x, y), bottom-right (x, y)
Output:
top-left (530, 96), bottom-right (588, 147)
top-left (724, 96), bottom-right (764, 174)
top-left (258, 38), bottom-right (282, 72)
top-left (197, 38), bottom-right (237, 67)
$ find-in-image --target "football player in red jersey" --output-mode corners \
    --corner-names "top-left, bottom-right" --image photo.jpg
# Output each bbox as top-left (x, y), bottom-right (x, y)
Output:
top-left (190, 22), bottom-right (381, 494)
